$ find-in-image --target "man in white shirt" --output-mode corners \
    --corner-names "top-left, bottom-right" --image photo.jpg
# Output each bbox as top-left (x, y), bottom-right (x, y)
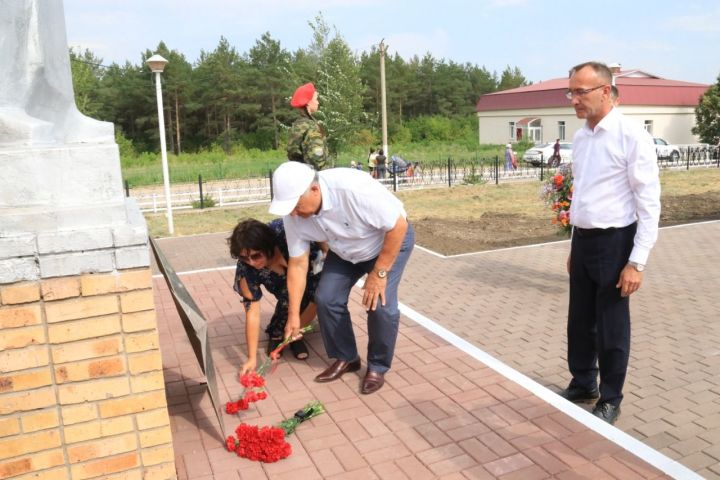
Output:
top-left (269, 161), bottom-right (415, 394)
top-left (560, 62), bottom-right (661, 424)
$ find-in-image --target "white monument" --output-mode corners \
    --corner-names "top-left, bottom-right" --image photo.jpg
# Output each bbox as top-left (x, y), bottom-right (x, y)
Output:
top-left (0, 0), bottom-right (148, 283)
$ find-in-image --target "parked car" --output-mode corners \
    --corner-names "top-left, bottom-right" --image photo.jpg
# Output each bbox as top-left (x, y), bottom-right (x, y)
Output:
top-left (653, 138), bottom-right (680, 162)
top-left (523, 141), bottom-right (572, 167)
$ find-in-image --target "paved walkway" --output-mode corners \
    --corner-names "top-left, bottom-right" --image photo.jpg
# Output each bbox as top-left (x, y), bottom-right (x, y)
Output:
top-left (153, 220), bottom-right (720, 479)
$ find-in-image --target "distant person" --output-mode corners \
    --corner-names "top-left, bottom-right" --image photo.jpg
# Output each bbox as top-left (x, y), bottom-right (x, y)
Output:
top-left (504, 144), bottom-right (514, 171)
top-left (269, 161), bottom-right (415, 395)
top-left (228, 219), bottom-right (324, 374)
top-left (560, 61), bottom-right (660, 425)
top-left (551, 139), bottom-right (561, 166)
top-left (375, 149), bottom-right (387, 179)
top-left (367, 148), bottom-right (377, 177)
top-left (405, 162), bottom-right (414, 181)
top-left (286, 82), bottom-right (328, 170)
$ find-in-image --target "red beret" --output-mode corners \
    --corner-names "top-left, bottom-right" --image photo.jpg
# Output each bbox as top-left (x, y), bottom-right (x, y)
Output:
top-left (290, 82), bottom-right (316, 108)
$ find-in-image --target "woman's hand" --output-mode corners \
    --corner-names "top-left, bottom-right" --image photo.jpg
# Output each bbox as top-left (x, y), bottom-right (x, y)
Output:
top-left (240, 357), bottom-right (257, 376)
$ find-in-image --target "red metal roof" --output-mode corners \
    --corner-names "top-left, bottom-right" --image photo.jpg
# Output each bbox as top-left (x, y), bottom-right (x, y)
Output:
top-left (476, 74), bottom-right (710, 112)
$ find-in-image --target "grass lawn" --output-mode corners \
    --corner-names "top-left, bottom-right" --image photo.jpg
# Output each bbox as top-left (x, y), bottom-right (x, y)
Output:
top-left (145, 168), bottom-right (720, 239)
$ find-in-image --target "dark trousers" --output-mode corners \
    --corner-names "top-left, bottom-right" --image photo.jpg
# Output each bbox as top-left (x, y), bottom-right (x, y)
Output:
top-left (567, 223), bottom-right (636, 406)
top-left (315, 223), bottom-right (415, 373)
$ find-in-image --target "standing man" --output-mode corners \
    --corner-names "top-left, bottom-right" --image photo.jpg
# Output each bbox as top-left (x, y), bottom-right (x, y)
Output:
top-left (269, 161), bottom-right (414, 394)
top-left (560, 62), bottom-right (661, 424)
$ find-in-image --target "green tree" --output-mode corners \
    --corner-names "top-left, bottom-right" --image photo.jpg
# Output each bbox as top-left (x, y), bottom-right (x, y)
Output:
top-left (143, 42), bottom-right (194, 154)
top-left (69, 48), bottom-right (104, 117)
top-left (194, 37), bottom-right (247, 152)
top-left (249, 32), bottom-right (293, 149)
top-left (305, 13), bottom-right (365, 156)
top-left (97, 61), bottom-right (155, 152)
top-left (498, 65), bottom-right (529, 91)
top-left (692, 74), bottom-right (720, 144)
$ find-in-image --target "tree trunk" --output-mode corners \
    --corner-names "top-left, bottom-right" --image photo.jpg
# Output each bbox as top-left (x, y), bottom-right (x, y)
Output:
top-left (166, 102), bottom-right (176, 155)
top-left (175, 93), bottom-right (182, 154)
top-left (270, 92), bottom-right (279, 150)
top-left (223, 113), bottom-right (231, 153)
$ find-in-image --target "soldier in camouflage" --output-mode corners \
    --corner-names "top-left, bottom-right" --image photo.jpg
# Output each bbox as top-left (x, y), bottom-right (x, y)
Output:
top-left (287, 82), bottom-right (328, 170)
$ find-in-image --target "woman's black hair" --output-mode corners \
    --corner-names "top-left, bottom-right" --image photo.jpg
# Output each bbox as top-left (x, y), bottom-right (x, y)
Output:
top-left (227, 219), bottom-right (276, 260)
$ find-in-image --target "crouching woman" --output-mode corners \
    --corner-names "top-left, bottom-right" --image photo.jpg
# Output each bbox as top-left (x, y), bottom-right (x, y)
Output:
top-left (228, 219), bottom-right (323, 374)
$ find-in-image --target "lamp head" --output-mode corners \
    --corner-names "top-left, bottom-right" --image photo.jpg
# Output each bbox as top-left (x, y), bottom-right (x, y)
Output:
top-left (146, 54), bottom-right (169, 73)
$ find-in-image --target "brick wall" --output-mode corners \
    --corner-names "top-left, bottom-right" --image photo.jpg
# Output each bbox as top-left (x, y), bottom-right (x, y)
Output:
top-left (0, 269), bottom-right (176, 480)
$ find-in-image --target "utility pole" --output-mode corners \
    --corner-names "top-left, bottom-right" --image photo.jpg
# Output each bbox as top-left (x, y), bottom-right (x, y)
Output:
top-left (379, 39), bottom-right (389, 158)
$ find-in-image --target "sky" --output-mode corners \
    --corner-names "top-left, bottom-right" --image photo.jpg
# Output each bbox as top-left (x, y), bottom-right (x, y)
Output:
top-left (63, 0), bottom-right (720, 85)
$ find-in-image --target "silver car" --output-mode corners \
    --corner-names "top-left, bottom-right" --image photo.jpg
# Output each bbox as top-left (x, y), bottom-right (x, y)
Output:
top-left (523, 142), bottom-right (573, 167)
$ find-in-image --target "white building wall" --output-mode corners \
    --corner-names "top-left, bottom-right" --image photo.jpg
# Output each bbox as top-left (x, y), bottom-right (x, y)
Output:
top-left (477, 106), bottom-right (700, 145)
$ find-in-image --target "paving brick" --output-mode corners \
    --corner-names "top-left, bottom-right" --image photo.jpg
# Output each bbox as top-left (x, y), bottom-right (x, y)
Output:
top-left (148, 228), bottom-right (715, 480)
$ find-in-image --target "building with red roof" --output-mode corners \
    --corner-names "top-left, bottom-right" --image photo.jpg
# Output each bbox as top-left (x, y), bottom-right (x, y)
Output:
top-left (475, 66), bottom-right (709, 145)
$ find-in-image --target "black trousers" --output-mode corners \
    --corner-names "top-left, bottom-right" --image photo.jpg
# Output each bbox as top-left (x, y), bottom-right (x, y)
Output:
top-left (567, 223), bottom-right (636, 406)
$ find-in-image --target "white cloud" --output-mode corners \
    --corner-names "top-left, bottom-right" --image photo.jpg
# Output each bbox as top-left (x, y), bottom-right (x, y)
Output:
top-left (670, 12), bottom-right (720, 33)
top-left (381, 29), bottom-right (451, 61)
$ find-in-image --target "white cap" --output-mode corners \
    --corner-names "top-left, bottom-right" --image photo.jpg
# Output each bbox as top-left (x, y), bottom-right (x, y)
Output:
top-left (269, 162), bottom-right (316, 216)
top-left (506, 143), bottom-right (512, 148)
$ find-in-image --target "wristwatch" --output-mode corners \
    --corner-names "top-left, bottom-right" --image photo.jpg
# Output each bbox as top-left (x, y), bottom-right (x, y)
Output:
top-left (376, 269), bottom-right (387, 279)
top-left (628, 261), bottom-right (645, 272)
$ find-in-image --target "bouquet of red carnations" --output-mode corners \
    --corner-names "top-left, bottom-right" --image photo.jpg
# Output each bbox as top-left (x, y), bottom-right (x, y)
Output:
top-left (225, 401), bottom-right (325, 462)
top-left (225, 324), bottom-right (315, 415)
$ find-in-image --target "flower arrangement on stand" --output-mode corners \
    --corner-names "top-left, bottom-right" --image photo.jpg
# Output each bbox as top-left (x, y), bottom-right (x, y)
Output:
top-left (541, 163), bottom-right (573, 235)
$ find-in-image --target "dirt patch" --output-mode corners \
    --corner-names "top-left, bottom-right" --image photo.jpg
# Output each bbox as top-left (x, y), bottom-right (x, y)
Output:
top-left (414, 192), bottom-right (720, 255)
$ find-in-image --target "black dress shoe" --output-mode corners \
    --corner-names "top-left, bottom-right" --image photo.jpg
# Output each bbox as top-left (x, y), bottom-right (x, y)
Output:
top-left (314, 359), bottom-right (361, 383)
top-left (559, 385), bottom-right (599, 403)
top-left (361, 370), bottom-right (385, 395)
top-left (592, 402), bottom-right (621, 424)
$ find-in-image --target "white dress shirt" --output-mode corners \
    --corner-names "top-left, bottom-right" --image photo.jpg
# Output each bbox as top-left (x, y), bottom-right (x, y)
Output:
top-left (283, 168), bottom-right (407, 264)
top-left (570, 108), bottom-right (661, 265)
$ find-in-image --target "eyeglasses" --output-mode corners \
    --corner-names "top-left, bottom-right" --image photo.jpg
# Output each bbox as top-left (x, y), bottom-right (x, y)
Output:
top-left (238, 252), bottom-right (264, 263)
top-left (565, 85), bottom-right (607, 100)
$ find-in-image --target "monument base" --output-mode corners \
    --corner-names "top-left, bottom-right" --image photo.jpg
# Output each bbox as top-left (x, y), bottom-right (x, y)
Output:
top-left (0, 143), bottom-right (127, 235)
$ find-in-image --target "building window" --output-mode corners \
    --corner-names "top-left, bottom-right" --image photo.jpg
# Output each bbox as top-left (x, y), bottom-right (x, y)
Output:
top-left (509, 121), bottom-right (516, 140)
top-left (644, 120), bottom-right (653, 134)
top-left (558, 121), bottom-right (566, 140)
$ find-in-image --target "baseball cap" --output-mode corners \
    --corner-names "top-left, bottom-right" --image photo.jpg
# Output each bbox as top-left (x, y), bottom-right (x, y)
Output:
top-left (269, 162), bottom-right (316, 216)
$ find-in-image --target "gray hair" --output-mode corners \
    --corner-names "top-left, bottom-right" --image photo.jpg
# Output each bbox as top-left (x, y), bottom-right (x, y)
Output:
top-left (569, 61), bottom-right (613, 84)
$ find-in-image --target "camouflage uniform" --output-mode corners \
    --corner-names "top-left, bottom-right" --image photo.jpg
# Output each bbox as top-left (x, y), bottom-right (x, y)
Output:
top-left (286, 111), bottom-right (328, 170)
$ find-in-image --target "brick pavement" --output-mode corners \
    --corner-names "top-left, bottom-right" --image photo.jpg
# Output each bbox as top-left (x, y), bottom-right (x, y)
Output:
top-left (153, 221), bottom-right (720, 478)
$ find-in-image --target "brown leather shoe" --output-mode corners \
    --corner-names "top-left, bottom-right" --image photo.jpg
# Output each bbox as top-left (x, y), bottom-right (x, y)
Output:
top-left (361, 370), bottom-right (385, 394)
top-left (314, 359), bottom-right (361, 383)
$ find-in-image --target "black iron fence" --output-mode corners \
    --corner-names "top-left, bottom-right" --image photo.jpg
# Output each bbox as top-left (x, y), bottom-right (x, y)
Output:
top-left (127, 146), bottom-right (720, 212)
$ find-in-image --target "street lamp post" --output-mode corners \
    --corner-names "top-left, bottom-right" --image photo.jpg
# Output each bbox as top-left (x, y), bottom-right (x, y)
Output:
top-left (146, 54), bottom-right (174, 235)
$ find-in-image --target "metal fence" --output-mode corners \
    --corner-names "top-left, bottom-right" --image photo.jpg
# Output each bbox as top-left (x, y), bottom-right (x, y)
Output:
top-left (128, 147), bottom-right (720, 213)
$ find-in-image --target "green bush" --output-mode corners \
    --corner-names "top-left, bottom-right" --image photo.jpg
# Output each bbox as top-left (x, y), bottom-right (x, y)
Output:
top-left (192, 195), bottom-right (216, 209)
